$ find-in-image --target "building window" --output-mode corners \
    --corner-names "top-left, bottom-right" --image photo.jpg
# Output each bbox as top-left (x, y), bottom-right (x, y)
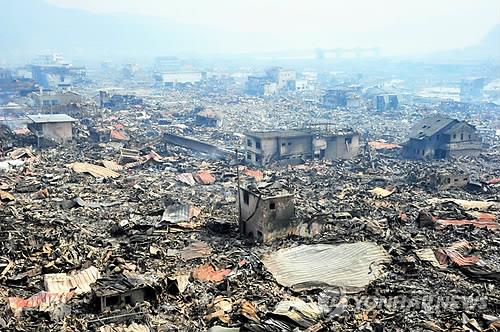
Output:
top-left (345, 137), bottom-right (352, 144)
top-left (246, 152), bottom-right (252, 160)
top-left (269, 202), bottom-right (276, 210)
top-left (243, 191), bottom-right (249, 205)
top-left (106, 296), bottom-right (120, 306)
top-left (422, 150), bottom-right (424, 156)
top-left (453, 134), bottom-right (456, 139)
top-left (247, 139), bottom-right (252, 147)
top-left (125, 295), bottom-right (132, 305)
top-left (256, 140), bottom-right (261, 149)
top-left (288, 142), bottom-right (292, 146)
top-left (281, 142), bottom-right (286, 147)
top-left (460, 133), bottom-right (463, 140)
top-left (256, 155), bottom-right (262, 164)
top-left (447, 178), bottom-right (451, 183)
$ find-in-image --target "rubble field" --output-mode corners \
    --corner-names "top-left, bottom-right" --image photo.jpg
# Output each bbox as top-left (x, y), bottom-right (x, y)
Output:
top-left (0, 91), bottom-right (499, 332)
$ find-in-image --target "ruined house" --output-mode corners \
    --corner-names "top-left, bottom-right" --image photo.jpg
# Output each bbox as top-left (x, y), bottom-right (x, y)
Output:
top-left (238, 182), bottom-right (294, 242)
top-left (194, 108), bottom-right (223, 127)
top-left (430, 169), bottom-right (470, 191)
top-left (26, 114), bottom-right (77, 144)
top-left (92, 273), bottom-right (157, 312)
top-left (403, 114), bottom-right (482, 159)
top-left (244, 128), bottom-right (360, 166)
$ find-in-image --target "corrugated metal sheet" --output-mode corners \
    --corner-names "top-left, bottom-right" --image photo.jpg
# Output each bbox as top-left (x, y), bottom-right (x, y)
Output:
top-left (244, 169), bottom-right (264, 182)
top-left (176, 173), bottom-right (196, 186)
top-left (271, 299), bottom-right (322, 328)
top-left (193, 171), bottom-right (215, 185)
top-left (70, 162), bottom-right (120, 179)
top-left (8, 291), bottom-right (74, 313)
top-left (44, 266), bottom-right (100, 294)
top-left (262, 242), bottom-right (390, 293)
top-left (102, 160), bottom-right (123, 172)
top-left (436, 219), bottom-right (499, 230)
top-left (99, 323), bottom-right (150, 332)
top-left (428, 198), bottom-right (497, 210)
top-left (181, 241), bottom-right (212, 260)
top-left (368, 141), bottom-right (401, 150)
top-left (161, 204), bottom-right (201, 223)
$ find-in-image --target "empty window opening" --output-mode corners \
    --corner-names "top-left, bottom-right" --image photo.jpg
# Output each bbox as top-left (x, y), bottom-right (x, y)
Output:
top-left (269, 202), bottom-right (276, 210)
top-left (256, 141), bottom-right (261, 149)
top-left (247, 139), bottom-right (252, 147)
top-left (243, 191), bottom-right (249, 205)
top-left (460, 133), bottom-right (464, 140)
top-left (125, 295), bottom-right (132, 305)
top-left (106, 296), bottom-right (120, 307)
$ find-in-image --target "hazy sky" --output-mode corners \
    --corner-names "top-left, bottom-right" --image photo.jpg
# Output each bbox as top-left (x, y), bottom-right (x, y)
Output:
top-left (45, 0), bottom-right (500, 55)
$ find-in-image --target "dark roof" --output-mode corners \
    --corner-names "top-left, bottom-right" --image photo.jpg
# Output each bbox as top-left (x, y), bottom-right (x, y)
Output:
top-left (27, 114), bottom-right (77, 123)
top-left (408, 115), bottom-right (457, 139)
top-left (245, 129), bottom-right (310, 139)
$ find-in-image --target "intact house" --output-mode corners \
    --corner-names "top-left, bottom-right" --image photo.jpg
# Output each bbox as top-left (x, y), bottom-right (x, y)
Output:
top-left (403, 115), bottom-right (481, 159)
top-left (244, 129), bottom-right (360, 166)
top-left (238, 182), bottom-right (295, 242)
top-left (27, 114), bottom-right (77, 144)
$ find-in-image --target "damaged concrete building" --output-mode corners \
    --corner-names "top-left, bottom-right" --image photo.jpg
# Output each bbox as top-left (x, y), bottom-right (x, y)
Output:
top-left (31, 90), bottom-right (82, 108)
top-left (27, 114), bottom-right (77, 144)
top-left (244, 128), bottom-right (360, 166)
top-left (403, 114), bottom-right (482, 159)
top-left (238, 182), bottom-right (295, 242)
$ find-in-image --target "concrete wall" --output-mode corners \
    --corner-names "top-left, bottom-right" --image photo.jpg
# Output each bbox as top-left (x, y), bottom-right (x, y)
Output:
top-left (323, 133), bottom-right (360, 159)
top-left (27, 121), bottom-right (73, 143)
top-left (164, 133), bottom-right (234, 159)
top-left (278, 136), bottom-right (313, 159)
top-left (239, 188), bottom-right (294, 242)
top-left (245, 136), bottom-right (279, 166)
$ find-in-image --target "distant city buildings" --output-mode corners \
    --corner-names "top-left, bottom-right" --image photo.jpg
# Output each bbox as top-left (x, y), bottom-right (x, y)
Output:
top-left (460, 78), bottom-right (485, 103)
top-left (245, 67), bottom-right (305, 96)
top-left (29, 54), bottom-right (86, 89)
